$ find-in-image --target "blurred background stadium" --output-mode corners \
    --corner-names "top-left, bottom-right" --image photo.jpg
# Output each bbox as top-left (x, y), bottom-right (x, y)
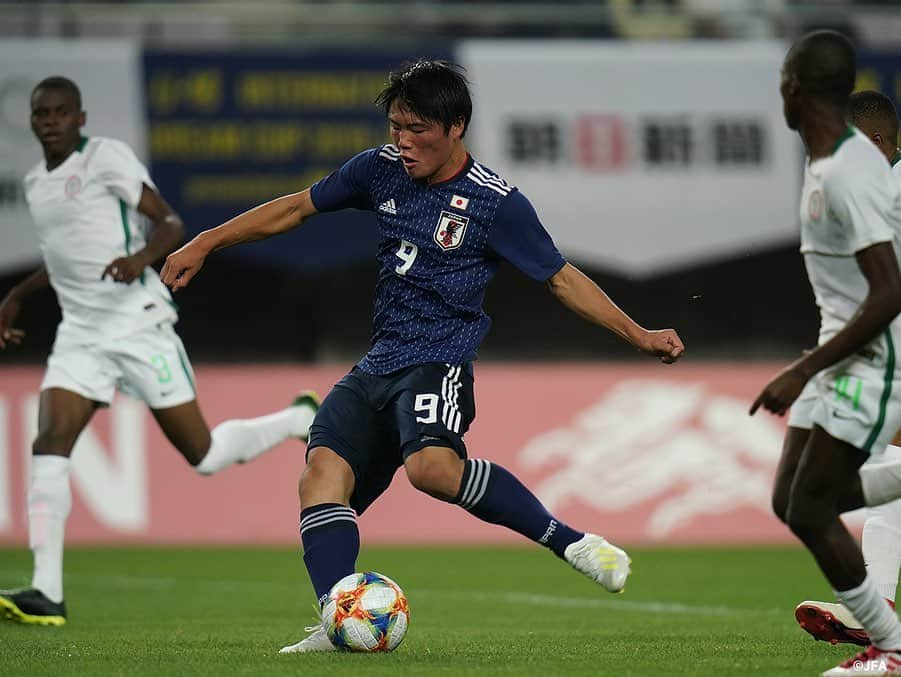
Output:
top-left (3, 0), bottom-right (901, 548)
top-left (3, 3), bottom-right (901, 674)
top-left (1, 0), bottom-right (900, 559)
top-left (6, 0), bottom-right (901, 365)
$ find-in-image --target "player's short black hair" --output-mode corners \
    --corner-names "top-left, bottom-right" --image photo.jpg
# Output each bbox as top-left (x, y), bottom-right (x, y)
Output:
top-left (849, 90), bottom-right (899, 139)
top-left (375, 60), bottom-right (472, 137)
top-left (32, 75), bottom-right (82, 110)
top-left (786, 30), bottom-right (856, 105)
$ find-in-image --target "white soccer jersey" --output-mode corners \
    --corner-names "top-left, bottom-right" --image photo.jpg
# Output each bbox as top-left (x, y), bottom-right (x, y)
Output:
top-left (799, 127), bottom-right (901, 345)
top-left (23, 136), bottom-right (177, 344)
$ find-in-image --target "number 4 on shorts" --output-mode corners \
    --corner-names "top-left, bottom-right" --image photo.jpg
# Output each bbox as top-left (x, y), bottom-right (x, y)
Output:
top-left (834, 374), bottom-right (862, 410)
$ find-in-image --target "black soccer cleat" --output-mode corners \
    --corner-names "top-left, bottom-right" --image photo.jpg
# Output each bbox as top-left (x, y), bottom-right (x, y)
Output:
top-left (0, 587), bottom-right (67, 626)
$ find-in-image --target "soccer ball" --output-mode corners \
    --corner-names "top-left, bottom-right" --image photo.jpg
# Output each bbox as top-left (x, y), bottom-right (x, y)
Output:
top-left (323, 571), bottom-right (410, 652)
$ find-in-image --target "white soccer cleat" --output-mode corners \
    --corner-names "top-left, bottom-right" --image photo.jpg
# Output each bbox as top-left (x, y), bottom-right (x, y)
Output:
top-left (278, 623), bottom-right (336, 654)
top-left (564, 533), bottom-right (631, 593)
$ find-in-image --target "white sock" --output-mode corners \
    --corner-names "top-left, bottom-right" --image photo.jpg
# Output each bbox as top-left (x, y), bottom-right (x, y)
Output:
top-left (863, 502), bottom-right (901, 603)
top-left (195, 405), bottom-right (315, 476)
top-left (28, 455), bottom-right (71, 604)
top-left (835, 575), bottom-right (901, 649)
top-left (861, 446), bottom-right (901, 507)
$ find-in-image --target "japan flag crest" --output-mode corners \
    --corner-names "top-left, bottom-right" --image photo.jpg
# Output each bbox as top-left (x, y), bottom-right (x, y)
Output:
top-left (434, 210), bottom-right (469, 250)
top-left (450, 194), bottom-right (469, 211)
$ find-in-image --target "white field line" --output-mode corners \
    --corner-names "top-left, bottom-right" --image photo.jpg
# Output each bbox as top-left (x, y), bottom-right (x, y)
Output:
top-left (416, 589), bottom-right (782, 616)
top-left (0, 570), bottom-right (781, 617)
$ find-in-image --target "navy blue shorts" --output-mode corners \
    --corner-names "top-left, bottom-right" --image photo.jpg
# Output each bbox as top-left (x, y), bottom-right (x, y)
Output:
top-left (307, 363), bottom-right (475, 514)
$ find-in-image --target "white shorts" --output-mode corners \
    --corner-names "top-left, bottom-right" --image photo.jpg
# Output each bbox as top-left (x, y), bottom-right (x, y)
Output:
top-left (788, 336), bottom-right (901, 459)
top-left (42, 322), bottom-right (197, 409)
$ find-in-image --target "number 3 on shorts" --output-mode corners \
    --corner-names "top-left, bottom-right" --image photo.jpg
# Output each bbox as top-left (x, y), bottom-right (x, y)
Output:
top-left (150, 354), bottom-right (173, 384)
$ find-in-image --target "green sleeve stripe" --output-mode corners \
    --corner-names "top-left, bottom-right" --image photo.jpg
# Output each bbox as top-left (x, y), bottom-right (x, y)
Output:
top-left (863, 330), bottom-right (896, 454)
top-left (119, 199), bottom-right (132, 254)
top-left (118, 199), bottom-right (145, 285)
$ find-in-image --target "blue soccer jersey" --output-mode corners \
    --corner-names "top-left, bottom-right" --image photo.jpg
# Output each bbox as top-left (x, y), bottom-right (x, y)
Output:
top-left (310, 144), bottom-right (566, 374)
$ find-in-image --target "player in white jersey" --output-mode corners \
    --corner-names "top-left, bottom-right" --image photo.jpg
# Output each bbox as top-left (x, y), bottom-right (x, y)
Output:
top-left (750, 33), bottom-right (901, 676)
top-left (0, 76), bottom-right (319, 626)
top-left (796, 91), bottom-right (901, 649)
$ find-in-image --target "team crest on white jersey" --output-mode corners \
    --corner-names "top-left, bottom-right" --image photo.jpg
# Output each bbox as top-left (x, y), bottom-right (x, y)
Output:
top-left (65, 175), bottom-right (82, 198)
top-left (808, 189), bottom-right (823, 221)
top-left (434, 210), bottom-right (469, 250)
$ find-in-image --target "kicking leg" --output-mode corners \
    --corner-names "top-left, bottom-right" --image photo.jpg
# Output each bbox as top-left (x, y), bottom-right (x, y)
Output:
top-left (151, 393), bottom-right (318, 473)
top-left (119, 323), bottom-right (317, 472)
top-left (404, 446), bottom-right (630, 593)
top-left (1, 388), bottom-right (97, 626)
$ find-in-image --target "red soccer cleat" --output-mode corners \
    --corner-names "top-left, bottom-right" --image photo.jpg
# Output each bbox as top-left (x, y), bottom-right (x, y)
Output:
top-left (796, 600), bottom-right (871, 646)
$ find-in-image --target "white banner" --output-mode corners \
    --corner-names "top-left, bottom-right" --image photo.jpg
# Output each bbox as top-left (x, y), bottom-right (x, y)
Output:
top-left (0, 39), bottom-right (145, 274)
top-left (457, 41), bottom-right (801, 276)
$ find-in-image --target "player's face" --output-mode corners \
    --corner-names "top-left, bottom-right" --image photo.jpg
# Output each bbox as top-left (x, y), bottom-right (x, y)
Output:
top-left (30, 87), bottom-right (85, 160)
top-left (780, 63), bottom-right (801, 130)
top-left (388, 101), bottom-right (465, 183)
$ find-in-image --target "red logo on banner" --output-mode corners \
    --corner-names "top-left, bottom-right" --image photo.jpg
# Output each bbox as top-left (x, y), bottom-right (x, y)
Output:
top-left (574, 114), bottom-right (629, 172)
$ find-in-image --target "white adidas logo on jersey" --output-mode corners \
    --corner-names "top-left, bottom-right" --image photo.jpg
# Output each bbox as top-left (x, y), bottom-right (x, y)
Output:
top-left (378, 198), bottom-right (397, 215)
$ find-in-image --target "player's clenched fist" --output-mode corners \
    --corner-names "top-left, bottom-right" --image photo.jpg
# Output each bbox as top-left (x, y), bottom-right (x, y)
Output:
top-left (161, 240), bottom-right (208, 291)
top-left (639, 328), bottom-right (685, 364)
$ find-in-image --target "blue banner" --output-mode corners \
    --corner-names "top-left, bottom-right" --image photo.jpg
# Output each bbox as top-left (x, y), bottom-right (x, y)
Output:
top-left (143, 47), bottom-right (451, 272)
top-left (857, 50), bottom-right (901, 111)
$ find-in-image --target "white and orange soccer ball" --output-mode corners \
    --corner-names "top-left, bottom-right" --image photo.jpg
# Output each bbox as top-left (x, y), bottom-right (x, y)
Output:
top-left (323, 571), bottom-right (410, 652)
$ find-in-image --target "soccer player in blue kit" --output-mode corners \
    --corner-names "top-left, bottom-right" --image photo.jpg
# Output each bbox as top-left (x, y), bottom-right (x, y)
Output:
top-left (161, 60), bottom-right (685, 653)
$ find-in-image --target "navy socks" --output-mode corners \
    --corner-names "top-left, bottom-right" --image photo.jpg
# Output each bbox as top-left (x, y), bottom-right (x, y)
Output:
top-left (455, 459), bottom-right (582, 558)
top-left (300, 503), bottom-right (359, 605)
top-left (300, 460), bottom-right (583, 607)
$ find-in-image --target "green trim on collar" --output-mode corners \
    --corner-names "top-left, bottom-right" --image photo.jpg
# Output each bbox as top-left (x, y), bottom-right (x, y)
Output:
top-left (831, 126), bottom-right (855, 155)
top-left (892, 149), bottom-right (901, 167)
top-left (76, 136), bottom-right (88, 152)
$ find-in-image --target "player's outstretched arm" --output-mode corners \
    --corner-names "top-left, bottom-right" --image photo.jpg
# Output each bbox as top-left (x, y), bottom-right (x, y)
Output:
top-left (103, 184), bottom-right (185, 284)
top-left (0, 265), bottom-right (49, 348)
top-left (547, 262), bottom-right (685, 363)
top-left (161, 189), bottom-right (317, 291)
top-left (751, 241), bottom-right (901, 416)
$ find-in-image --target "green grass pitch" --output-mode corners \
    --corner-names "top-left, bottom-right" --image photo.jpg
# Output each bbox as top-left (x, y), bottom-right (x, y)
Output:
top-left (0, 545), bottom-right (863, 675)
